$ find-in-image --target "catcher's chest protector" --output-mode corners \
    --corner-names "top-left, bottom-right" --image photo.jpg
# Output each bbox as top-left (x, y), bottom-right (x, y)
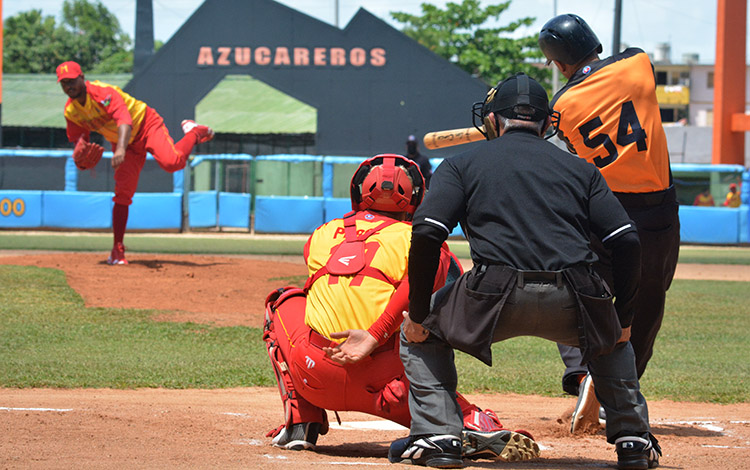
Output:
top-left (304, 212), bottom-right (398, 292)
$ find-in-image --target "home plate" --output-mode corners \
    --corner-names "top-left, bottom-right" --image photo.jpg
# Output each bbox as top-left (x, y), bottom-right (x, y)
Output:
top-left (329, 420), bottom-right (407, 431)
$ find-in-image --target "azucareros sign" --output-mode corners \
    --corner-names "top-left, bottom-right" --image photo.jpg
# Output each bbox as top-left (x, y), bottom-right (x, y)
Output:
top-left (196, 46), bottom-right (387, 67)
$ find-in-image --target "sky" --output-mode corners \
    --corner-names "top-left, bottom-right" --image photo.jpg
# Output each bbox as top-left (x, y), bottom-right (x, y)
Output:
top-left (2, 0), bottom-right (737, 65)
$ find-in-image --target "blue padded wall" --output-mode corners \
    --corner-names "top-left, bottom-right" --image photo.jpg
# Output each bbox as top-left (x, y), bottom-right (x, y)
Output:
top-left (0, 191), bottom-right (43, 228)
top-left (255, 196), bottom-right (324, 233)
top-left (218, 193), bottom-right (250, 228)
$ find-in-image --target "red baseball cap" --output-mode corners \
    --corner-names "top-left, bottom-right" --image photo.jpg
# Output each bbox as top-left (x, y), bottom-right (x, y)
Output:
top-left (730, 183), bottom-right (738, 190)
top-left (56, 61), bottom-right (83, 82)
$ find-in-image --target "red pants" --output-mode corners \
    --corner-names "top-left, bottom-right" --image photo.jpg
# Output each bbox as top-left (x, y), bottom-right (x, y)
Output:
top-left (265, 289), bottom-right (412, 427)
top-left (264, 288), bottom-right (476, 428)
top-left (112, 108), bottom-right (197, 206)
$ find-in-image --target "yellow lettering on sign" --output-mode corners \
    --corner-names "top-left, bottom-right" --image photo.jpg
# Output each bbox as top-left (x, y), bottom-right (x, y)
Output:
top-left (12, 199), bottom-right (25, 216)
top-left (0, 198), bottom-right (27, 217)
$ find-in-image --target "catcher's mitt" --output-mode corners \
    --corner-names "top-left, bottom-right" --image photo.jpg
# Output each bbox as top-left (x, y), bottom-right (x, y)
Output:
top-left (73, 138), bottom-right (104, 170)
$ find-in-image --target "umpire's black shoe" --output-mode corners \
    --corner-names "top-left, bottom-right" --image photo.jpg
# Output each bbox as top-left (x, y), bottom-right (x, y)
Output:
top-left (462, 429), bottom-right (540, 461)
top-left (615, 433), bottom-right (662, 469)
top-left (388, 434), bottom-right (463, 468)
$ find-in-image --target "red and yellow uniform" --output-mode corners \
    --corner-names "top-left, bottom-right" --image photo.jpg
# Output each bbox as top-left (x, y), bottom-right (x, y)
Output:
top-left (264, 210), bottom-right (466, 427)
top-left (305, 211), bottom-right (416, 343)
top-left (723, 190), bottom-right (741, 208)
top-left (63, 80), bottom-right (194, 205)
top-left (693, 192), bottom-right (715, 207)
top-left (551, 48), bottom-right (670, 193)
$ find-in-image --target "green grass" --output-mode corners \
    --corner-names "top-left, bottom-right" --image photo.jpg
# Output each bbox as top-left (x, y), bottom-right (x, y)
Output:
top-left (0, 265), bottom-right (273, 388)
top-left (677, 246), bottom-right (750, 265)
top-left (5, 233), bottom-right (750, 265)
top-left (446, 240), bottom-right (750, 265)
top-left (1, 263), bottom-right (748, 402)
top-left (454, 279), bottom-right (750, 403)
top-left (0, 232), bottom-right (305, 255)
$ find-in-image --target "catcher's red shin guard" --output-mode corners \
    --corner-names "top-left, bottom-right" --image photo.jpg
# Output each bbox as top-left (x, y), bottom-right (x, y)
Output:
top-left (263, 287), bottom-right (328, 433)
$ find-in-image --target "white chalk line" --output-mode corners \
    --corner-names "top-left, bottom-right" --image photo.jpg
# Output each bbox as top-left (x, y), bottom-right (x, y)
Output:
top-left (0, 407), bottom-right (73, 412)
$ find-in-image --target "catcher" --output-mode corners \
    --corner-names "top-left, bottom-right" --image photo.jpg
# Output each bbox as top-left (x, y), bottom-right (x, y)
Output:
top-left (57, 60), bottom-right (214, 265)
top-left (263, 154), bottom-right (539, 462)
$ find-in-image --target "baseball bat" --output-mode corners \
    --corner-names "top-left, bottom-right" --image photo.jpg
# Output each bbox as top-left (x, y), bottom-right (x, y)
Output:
top-left (423, 126), bottom-right (485, 150)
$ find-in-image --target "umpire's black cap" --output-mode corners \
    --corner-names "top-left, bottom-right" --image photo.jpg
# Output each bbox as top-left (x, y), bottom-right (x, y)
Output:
top-left (485, 73), bottom-right (550, 122)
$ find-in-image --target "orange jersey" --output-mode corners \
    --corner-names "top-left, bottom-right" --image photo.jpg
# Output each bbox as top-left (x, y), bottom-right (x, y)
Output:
top-left (303, 211), bottom-right (412, 339)
top-left (63, 80), bottom-right (148, 145)
top-left (551, 48), bottom-right (671, 193)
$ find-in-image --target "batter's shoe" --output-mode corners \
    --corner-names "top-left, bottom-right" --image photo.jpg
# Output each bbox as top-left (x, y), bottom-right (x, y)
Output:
top-left (106, 242), bottom-right (128, 265)
top-left (462, 429), bottom-right (540, 462)
top-left (181, 119), bottom-right (215, 144)
top-left (615, 433), bottom-right (662, 469)
top-left (571, 373), bottom-right (600, 433)
top-left (388, 434), bottom-right (463, 468)
top-left (270, 422), bottom-right (321, 451)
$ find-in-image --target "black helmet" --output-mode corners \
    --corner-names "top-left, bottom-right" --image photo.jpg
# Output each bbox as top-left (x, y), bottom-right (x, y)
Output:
top-left (538, 14), bottom-right (603, 66)
top-left (472, 73), bottom-right (560, 141)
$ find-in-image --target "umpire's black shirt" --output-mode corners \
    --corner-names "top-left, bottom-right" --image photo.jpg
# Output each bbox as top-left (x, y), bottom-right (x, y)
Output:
top-left (408, 128), bottom-right (640, 325)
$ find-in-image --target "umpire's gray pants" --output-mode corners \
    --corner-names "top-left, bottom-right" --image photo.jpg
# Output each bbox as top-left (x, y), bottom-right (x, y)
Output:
top-left (400, 280), bottom-right (650, 444)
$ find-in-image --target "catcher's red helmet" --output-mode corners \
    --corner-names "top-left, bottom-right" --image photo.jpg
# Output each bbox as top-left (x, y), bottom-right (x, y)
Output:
top-left (350, 154), bottom-right (425, 219)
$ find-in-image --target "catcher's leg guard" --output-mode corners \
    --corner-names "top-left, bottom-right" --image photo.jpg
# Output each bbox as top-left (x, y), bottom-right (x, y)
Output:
top-left (264, 287), bottom-right (328, 433)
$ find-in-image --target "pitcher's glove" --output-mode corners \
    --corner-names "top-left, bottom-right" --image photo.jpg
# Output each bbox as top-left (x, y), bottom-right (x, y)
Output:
top-left (73, 138), bottom-right (104, 170)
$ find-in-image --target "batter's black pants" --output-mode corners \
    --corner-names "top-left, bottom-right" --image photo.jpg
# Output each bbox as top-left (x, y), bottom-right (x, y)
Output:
top-left (558, 186), bottom-right (680, 395)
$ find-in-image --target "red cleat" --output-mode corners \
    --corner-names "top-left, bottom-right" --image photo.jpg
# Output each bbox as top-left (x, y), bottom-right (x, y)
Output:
top-left (107, 242), bottom-right (128, 265)
top-left (181, 119), bottom-right (215, 144)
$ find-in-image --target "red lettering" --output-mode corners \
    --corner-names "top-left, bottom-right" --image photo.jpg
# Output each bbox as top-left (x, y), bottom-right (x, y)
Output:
top-left (294, 48), bottom-right (310, 66)
top-left (333, 227), bottom-right (345, 238)
top-left (274, 47), bottom-right (291, 65)
top-left (197, 47), bottom-right (214, 65)
top-left (255, 47), bottom-right (271, 65)
top-left (196, 46), bottom-right (389, 68)
top-left (235, 47), bottom-right (251, 65)
top-left (370, 48), bottom-right (386, 66)
top-left (350, 48), bottom-right (366, 67)
top-left (313, 47), bottom-right (327, 66)
top-left (217, 47), bottom-right (231, 65)
top-left (330, 48), bottom-right (346, 66)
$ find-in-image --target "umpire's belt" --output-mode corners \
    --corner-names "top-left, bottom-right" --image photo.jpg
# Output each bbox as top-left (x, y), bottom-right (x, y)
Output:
top-left (516, 269), bottom-right (564, 288)
top-left (476, 264), bottom-right (564, 288)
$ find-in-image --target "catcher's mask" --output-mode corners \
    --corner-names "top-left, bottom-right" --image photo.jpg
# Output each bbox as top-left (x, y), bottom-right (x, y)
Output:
top-left (472, 72), bottom-right (560, 141)
top-left (350, 154), bottom-right (425, 220)
top-left (538, 14), bottom-right (603, 66)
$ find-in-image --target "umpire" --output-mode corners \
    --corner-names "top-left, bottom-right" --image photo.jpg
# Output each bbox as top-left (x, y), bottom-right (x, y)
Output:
top-left (389, 73), bottom-right (661, 470)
